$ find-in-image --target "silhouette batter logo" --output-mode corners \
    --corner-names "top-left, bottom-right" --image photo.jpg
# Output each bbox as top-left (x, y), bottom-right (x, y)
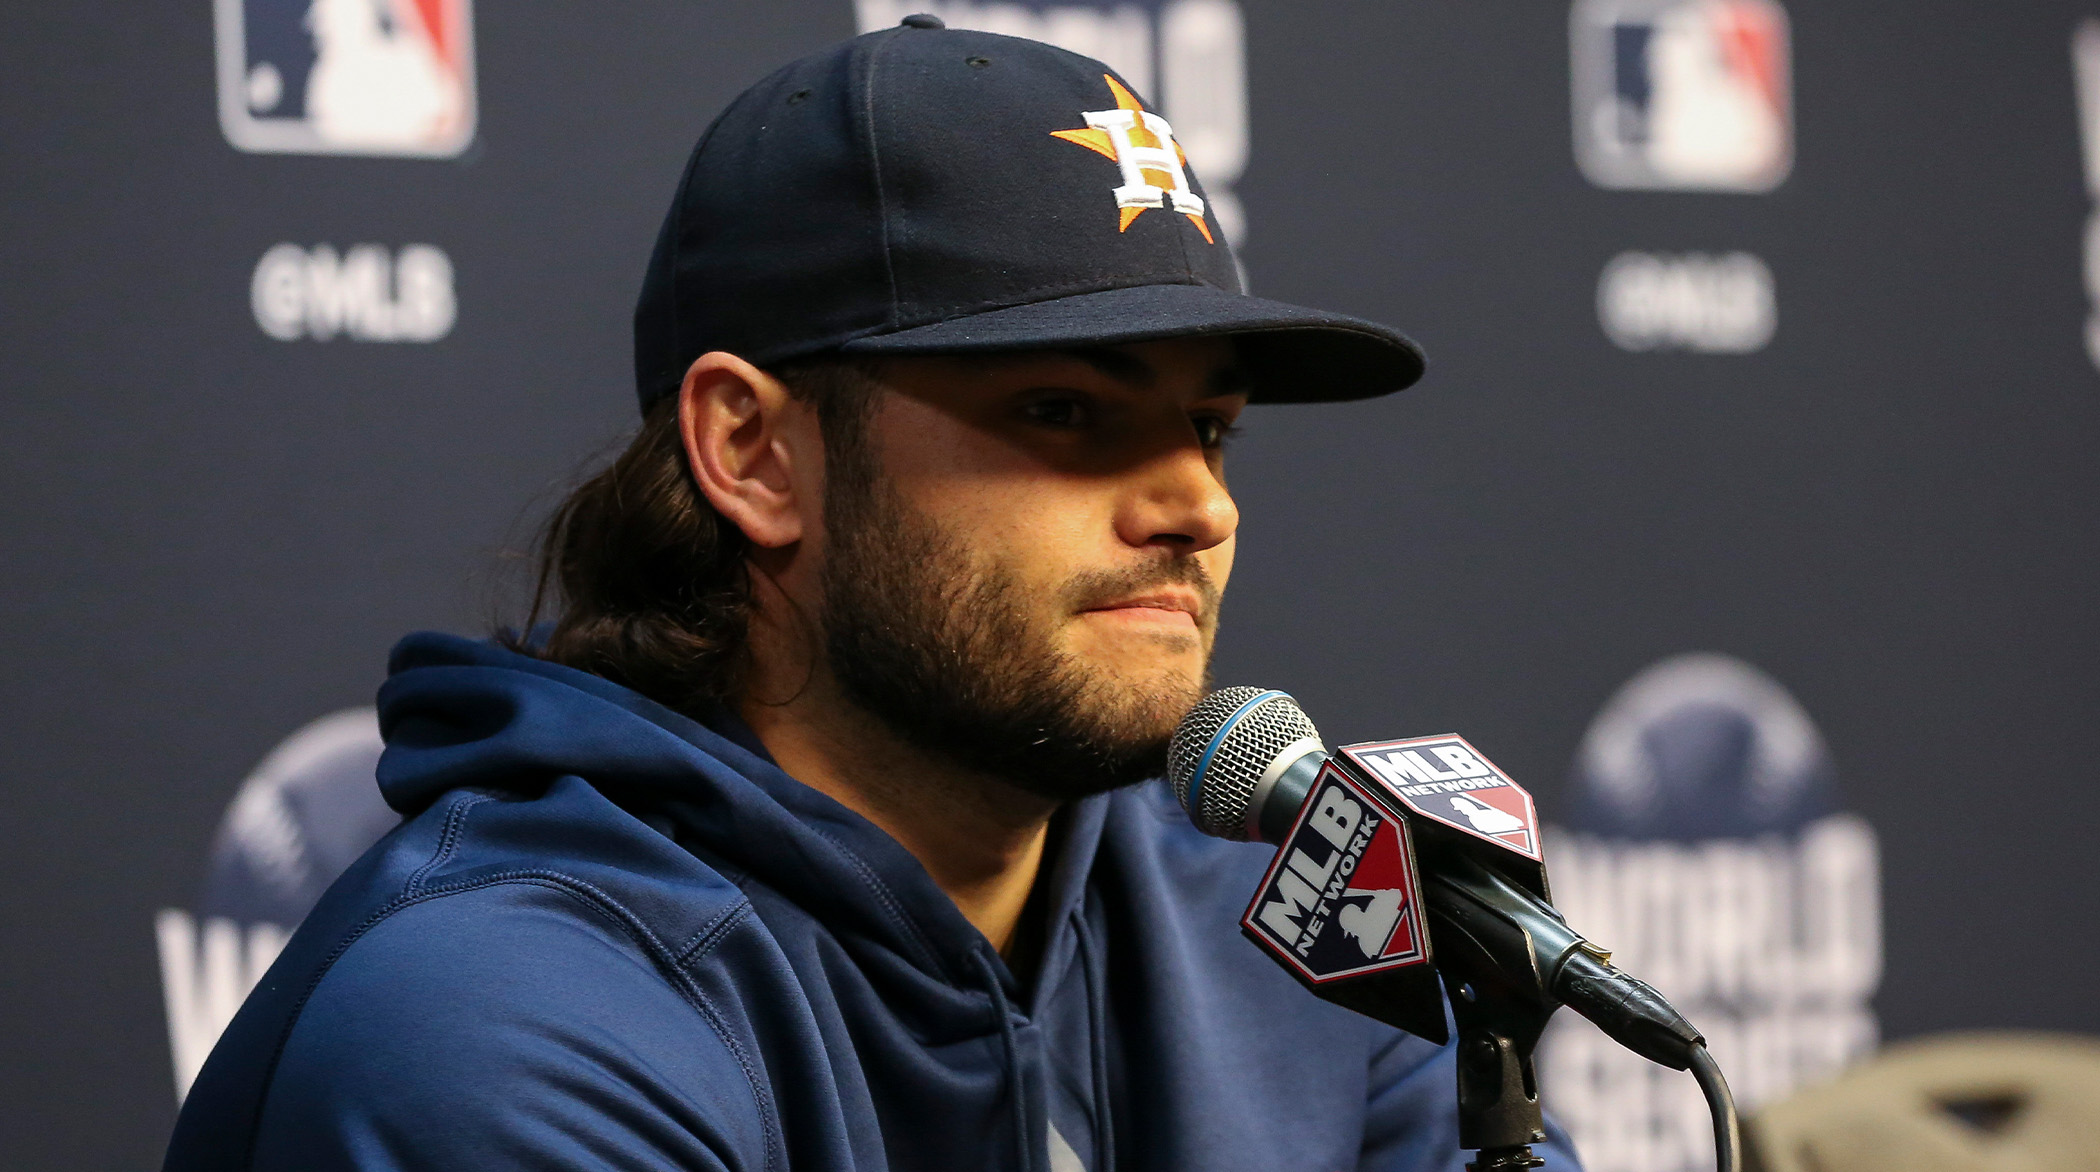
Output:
top-left (1333, 817), bottom-right (1423, 963)
top-left (214, 0), bottom-right (476, 157)
top-left (1571, 0), bottom-right (1791, 191)
top-left (1052, 74), bottom-right (1215, 242)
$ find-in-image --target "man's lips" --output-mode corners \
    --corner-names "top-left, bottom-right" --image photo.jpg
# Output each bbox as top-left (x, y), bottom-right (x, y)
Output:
top-left (1080, 589), bottom-right (1205, 627)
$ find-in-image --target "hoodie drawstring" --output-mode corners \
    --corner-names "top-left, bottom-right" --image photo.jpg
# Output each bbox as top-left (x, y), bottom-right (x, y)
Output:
top-left (1075, 920), bottom-right (1115, 1172)
top-left (973, 947), bottom-right (1036, 1172)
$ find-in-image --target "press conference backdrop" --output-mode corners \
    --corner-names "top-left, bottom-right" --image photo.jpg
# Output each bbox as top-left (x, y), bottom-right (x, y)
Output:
top-left (4, 2), bottom-right (2097, 1169)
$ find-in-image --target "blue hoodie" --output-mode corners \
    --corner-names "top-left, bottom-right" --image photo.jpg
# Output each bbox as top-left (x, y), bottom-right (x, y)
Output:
top-left (165, 633), bottom-right (1582, 1172)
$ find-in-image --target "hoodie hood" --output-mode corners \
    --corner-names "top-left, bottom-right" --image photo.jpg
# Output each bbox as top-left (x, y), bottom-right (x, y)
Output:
top-left (377, 631), bottom-right (1102, 1000)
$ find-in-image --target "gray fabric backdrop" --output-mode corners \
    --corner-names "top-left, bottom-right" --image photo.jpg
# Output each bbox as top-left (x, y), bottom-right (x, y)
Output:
top-left (4, 2), bottom-right (2096, 1168)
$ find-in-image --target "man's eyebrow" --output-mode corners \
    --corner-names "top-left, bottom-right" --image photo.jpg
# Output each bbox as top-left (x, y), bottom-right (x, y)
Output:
top-left (1046, 347), bottom-right (1256, 397)
top-left (1063, 346), bottom-right (1155, 386)
top-left (962, 347), bottom-right (1153, 385)
top-left (970, 346), bottom-right (1252, 395)
top-left (1207, 364), bottom-right (1257, 398)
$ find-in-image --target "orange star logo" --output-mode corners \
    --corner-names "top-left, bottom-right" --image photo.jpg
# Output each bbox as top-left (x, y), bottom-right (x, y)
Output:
top-left (1051, 75), bottom-right (1215, 243)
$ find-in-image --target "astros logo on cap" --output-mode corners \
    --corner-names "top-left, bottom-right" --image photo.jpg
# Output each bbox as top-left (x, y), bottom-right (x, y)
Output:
top-left (1052, 75), bottom-right (1214, 243)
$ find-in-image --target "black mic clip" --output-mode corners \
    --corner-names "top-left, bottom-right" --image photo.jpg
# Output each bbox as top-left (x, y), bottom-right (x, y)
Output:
top-left (1430, 853), bottom-right (1568, 1171)
top-left (1427, 853), bottom-right (1695, 1170)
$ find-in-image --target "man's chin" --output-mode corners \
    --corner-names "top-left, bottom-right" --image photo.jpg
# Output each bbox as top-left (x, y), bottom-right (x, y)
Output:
top-left (1064, 626), bottom-right (1210, 683)
top-left (1071, 658), bottom-right (1206, 711)
top-left (1071, 665), bottom-right (1209, 741)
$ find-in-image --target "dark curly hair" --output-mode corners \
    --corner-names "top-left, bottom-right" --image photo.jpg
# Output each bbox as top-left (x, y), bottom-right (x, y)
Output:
top-left (506, 357), bottom-right (881, 716)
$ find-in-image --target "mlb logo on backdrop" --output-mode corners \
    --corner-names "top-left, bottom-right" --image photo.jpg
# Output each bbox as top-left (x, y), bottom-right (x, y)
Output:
top-left (214, 0), bottom-right (476, 157)
top-left (1571, 0), bottom-right (1791, 191)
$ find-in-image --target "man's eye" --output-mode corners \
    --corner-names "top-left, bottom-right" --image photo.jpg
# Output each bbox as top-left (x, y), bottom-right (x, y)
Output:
top-left (1022, 396), bottom-right (1090, 428)
top-left (1192, 415), bottom-right (1240, 449)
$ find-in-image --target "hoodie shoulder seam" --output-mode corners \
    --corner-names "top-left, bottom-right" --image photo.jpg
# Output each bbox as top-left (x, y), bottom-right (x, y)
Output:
top-left (674, 898), bottom-right (755, 967)
top-left (403, 789), bottom-right (493, 895)
top-left (246, 871), bottom-right (778, 1172)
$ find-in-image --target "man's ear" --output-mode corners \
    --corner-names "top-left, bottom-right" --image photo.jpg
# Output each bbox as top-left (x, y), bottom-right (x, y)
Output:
top-left (677, 351), bottom-right (817, 550)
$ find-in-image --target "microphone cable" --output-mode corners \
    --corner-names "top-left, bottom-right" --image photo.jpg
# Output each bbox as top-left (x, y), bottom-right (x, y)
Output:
top-left (1688, 1043), bottom-right (1742, 1172)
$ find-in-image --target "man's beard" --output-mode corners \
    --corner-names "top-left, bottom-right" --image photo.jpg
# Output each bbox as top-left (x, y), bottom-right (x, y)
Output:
top-left (818, 470), bottom-right (1216, 802)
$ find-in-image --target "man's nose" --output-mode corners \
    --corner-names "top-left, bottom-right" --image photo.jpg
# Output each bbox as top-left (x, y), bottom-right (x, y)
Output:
top-left (1116, 440), bottom-right (1239, 553)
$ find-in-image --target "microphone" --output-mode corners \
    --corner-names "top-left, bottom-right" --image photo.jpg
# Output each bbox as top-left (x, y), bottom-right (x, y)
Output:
top-left (1168, 688), bottom-right (1735, 1171)
top-left (1167, 687), bottom-right (1701, 1062)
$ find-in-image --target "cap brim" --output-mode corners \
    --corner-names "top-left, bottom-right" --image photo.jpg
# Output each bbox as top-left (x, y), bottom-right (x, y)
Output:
top-left (835, 283), bottom-right (1425, 403)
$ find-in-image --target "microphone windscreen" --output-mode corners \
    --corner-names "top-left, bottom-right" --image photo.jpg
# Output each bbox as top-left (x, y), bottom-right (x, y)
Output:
top-left (1168, 688), bottom-right (1323, 840)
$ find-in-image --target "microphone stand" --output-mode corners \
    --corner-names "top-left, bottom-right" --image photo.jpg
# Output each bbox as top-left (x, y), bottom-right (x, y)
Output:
top-left (1439, 948), bottom-right (1553, 1171)
top-left (1453, 991), bottom-right (1553, 1172)
top-left (1424, 858), bottom-right (1564, 1172)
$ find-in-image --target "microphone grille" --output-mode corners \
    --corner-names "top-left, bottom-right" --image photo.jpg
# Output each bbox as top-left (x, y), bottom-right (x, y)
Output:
top-left (1168, 687), bottom-right (1322, 840)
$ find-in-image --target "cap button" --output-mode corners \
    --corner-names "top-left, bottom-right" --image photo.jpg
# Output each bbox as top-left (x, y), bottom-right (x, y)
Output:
top-left (899, 13), bottom-right (945, 28)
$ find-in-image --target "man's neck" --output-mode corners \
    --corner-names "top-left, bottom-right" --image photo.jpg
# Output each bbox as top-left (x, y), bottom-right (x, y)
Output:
top-left (736, 669), bottom-right (1058, 959)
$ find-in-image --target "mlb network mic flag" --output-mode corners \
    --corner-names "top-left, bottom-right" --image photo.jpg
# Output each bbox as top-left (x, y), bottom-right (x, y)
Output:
top-left (1240, 760), bottom-right (1449, 1043)
top-left (1239, 735), bottom-right (1550, 1044)
top-left (1244, 760), bottom-right (1432, 985)
top-left (1340, 735), bottom-right (1542, 861)
top-left (214, 0), bottom-right (476, 157)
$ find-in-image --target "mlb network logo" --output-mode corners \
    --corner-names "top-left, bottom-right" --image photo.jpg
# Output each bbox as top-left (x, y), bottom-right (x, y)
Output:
top-left (1571, 0), bottom-right (1791, 192)
top-left (214, 0), bottom-right (476, 157)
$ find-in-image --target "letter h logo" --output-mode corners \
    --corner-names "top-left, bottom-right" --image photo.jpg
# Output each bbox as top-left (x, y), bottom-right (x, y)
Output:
top-left (1053, 74), bottom-right (1214, 242)
top-left (1087, 105), bottom-right (1204, 218)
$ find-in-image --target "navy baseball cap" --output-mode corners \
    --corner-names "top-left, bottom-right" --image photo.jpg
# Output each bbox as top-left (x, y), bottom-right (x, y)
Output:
top-left (634, 15), bottom-right (1426, 410)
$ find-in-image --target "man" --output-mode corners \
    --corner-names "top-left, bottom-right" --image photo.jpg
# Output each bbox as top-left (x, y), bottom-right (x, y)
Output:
top-left (167, 17), bottom-right (1582, 1172)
